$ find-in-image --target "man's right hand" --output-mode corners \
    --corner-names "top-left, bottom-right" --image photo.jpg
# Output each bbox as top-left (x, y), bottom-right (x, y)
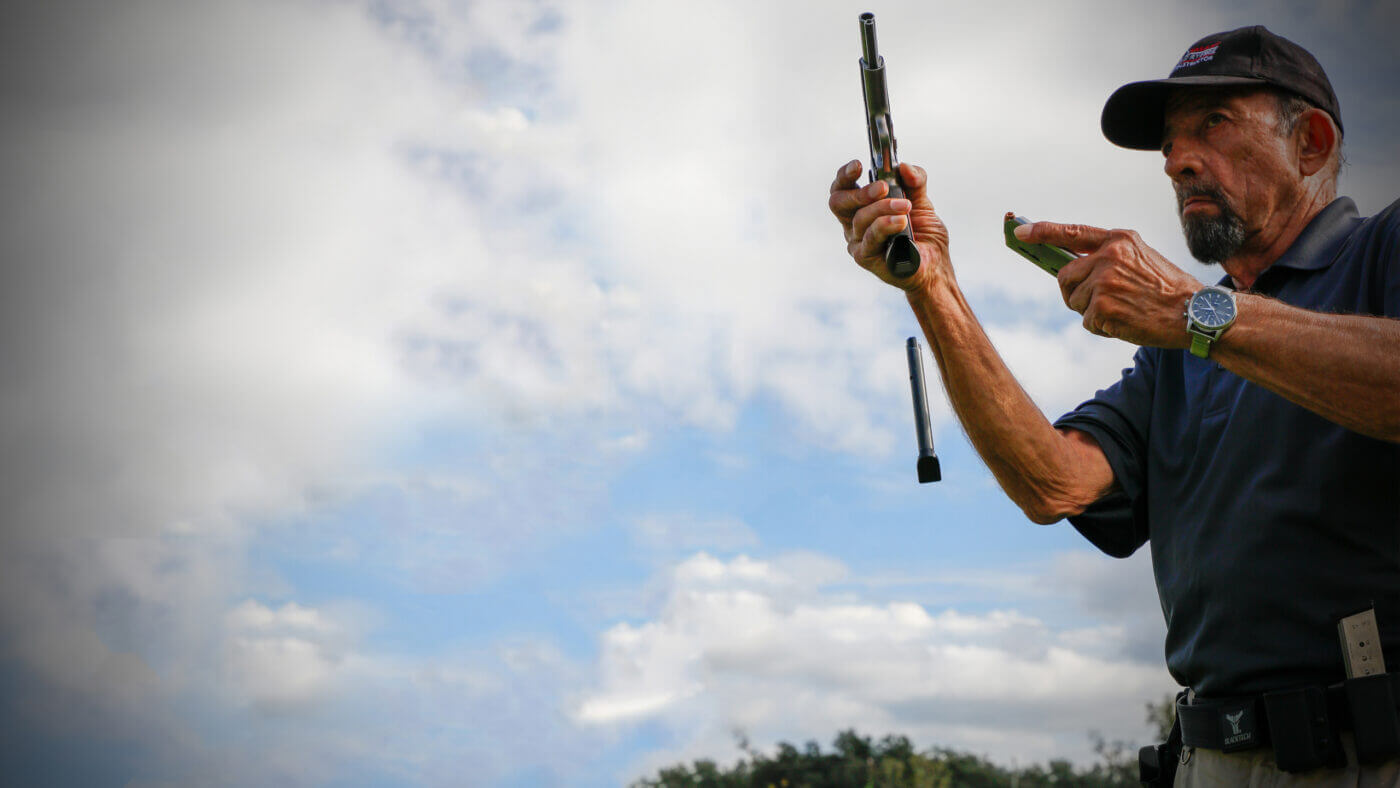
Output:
top-left (828, 158), bottom-right (1117, 522)
top-left (827, 159), bottom-right (951, 292)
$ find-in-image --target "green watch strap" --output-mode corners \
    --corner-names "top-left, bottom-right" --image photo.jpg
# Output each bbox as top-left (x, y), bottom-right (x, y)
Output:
top-left (1190, 332), bottom-right (1212, 358)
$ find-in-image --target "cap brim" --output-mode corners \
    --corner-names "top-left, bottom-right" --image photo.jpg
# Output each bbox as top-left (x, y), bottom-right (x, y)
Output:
top-left (1101, 75), bottom-right (1270, 150)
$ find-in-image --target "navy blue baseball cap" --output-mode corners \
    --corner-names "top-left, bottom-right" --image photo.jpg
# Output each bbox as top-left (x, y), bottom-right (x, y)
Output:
top-left (1101, 25), bottom-right (1343, 150)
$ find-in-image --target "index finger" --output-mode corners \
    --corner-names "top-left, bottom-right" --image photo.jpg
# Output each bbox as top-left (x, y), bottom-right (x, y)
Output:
top-left (1013, 221), bottom-right (1113, 254)
top-left (830, 159), bottom-right (863, 194)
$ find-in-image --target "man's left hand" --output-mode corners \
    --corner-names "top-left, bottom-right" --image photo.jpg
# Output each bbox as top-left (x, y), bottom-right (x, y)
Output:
top-left (1015, 222), bottom-right (1203, 348)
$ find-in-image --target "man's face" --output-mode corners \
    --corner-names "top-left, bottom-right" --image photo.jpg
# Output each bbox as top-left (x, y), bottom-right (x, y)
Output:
top-left (1161, 88), bottom-right (1303, 264)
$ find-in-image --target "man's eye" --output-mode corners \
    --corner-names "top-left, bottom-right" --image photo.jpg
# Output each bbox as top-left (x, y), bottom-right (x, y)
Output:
top-left (1204, 113), bottom-right (1225, 128)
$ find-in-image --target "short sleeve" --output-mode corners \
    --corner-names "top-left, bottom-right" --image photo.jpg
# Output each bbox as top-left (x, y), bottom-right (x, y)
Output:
top-left (1377, 199), bottom-right (1400, 316)
top-left (1052, 346), bottom-right (1159, 558)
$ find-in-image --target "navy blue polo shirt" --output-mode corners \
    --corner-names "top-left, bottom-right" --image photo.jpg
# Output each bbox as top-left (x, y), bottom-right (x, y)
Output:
top-left (1054, 196), bottom-right (1400, 698)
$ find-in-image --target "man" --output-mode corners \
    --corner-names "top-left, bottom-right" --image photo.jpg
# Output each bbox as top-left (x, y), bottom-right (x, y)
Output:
top-left (829, 25), bottom-right (1400, 784)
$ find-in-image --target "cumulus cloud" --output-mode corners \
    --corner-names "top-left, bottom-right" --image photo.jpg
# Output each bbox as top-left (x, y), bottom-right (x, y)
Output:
top-left (1041, 549), bottom-right (1168, 666)
top-left (577, 551), bottom-right (1176, 776)
top-left (0, 0), bottom-right (536, 778)
top-left (986, 322), bottom-right (1139, 418)
top-left (222, 600), bottom-right (354, 711)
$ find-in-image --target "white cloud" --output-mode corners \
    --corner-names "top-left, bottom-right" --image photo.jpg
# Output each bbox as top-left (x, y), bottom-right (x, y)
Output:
top-left (1041, 549), bottom-right (1168, 665)
top-left (222, 600), bottom-right (352, 711)
top-left (0, 0), bottom-right (554, 777)
top-left (578, 551), bottom-right (1176, 777)
top-left (986, 321), bottom-right (1140, 418)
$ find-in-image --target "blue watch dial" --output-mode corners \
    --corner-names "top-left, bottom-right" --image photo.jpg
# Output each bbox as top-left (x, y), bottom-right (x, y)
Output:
top-left (1190, 289), bottom-right (1236, 329)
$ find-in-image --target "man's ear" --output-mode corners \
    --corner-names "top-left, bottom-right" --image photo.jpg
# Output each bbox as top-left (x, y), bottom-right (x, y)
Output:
top-left (1297, 108), bottom-right (1338, 178)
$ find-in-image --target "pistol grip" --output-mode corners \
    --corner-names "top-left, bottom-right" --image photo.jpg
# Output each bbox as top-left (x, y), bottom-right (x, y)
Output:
top-left (881, 177), bottom-right (920, 278)
top-left (886, 233), bottom-right (920, 278)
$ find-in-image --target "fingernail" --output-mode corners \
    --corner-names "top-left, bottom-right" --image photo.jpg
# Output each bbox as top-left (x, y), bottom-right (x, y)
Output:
top-left (1013, 224), bottom-right (1031, 240)
top-left (845, 161), bottom-right (859, 175)
top-left (891, 199), bottom-right (910, 212)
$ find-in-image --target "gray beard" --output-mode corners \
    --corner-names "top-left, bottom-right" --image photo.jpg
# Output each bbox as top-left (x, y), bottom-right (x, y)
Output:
top-left (1177, 187), bottom-right (1246, 265)
top-left (1182, 211), bottom-right (1246, 265)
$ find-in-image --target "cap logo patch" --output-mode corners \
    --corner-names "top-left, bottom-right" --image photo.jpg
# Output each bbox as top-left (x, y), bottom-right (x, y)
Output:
top-left (1175, 42), bottom-right (1220, 69)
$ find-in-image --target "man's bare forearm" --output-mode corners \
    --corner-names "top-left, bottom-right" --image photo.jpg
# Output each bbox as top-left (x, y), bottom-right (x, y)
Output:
top-left (905, 276), bottom-right (1115, 522)
top-left (1216, 294), bottom-right (1400, 442)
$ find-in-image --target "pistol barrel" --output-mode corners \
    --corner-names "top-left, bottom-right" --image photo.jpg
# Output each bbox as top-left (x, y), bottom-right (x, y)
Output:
top-left (907, 337), bottom-right (941, 484)
top-left (859, 12), bottom-right (880, 67)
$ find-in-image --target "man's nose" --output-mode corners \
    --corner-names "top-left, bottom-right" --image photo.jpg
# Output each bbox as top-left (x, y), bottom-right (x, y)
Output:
top-left (1163, 136), bottom-right (1201, 181)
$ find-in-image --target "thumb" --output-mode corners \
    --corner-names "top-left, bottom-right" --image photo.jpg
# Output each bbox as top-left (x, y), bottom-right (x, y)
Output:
top-left (897, 162), bottom-right (931, 206)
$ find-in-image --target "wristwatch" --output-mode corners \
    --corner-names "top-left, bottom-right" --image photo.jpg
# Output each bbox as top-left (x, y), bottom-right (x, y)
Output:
top-left (1184, 285), bottom-right (1238, 358)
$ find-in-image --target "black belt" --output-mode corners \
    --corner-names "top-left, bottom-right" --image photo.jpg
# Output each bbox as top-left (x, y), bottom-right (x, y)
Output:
top-left (1177, 674), bottom-right (1400, 772)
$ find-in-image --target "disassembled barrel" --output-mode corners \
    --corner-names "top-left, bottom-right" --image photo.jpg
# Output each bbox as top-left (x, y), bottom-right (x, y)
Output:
top-left (907, 337), bottom-right (941, 483)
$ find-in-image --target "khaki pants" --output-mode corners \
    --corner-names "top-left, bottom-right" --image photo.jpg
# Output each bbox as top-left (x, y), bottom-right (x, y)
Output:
top-left (1175, 735), bottom-right (1400, 786)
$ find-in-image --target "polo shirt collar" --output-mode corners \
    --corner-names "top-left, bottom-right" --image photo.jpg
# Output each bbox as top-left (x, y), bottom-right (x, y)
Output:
top-left (1216, 197), bottom-right (1361, 288)
top-left (1270, 197), bottom-right (1361, 271)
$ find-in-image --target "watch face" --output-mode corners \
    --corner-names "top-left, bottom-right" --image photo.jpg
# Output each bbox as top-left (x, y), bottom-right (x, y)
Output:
top-left (1190, 288), bottom-right (1236, 329)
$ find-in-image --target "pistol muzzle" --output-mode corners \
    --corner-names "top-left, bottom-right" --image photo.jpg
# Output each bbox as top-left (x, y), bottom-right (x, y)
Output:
top-left (859, 13), bottom-right (880, 68)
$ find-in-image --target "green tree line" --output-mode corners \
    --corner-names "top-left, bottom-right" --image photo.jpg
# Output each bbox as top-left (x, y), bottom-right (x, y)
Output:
top-left (633, 696), bottom-right (1176, 788)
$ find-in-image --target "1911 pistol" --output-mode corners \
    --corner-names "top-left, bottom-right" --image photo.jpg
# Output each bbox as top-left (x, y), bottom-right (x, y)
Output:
top-left (859, 12), bottom-right (920, 279)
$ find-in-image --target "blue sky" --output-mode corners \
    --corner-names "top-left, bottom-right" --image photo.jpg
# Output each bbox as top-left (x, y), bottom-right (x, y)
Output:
top-left (2, 0), bottom-right (1398, 785)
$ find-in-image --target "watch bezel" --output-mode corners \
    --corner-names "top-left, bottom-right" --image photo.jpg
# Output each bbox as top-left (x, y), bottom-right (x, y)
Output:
top-left (1188, 286), bottom-right (1237, 330)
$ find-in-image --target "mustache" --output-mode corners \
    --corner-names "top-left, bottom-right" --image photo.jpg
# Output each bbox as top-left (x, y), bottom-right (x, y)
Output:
top-left (1175, 181), bottom-right (1230, 215)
